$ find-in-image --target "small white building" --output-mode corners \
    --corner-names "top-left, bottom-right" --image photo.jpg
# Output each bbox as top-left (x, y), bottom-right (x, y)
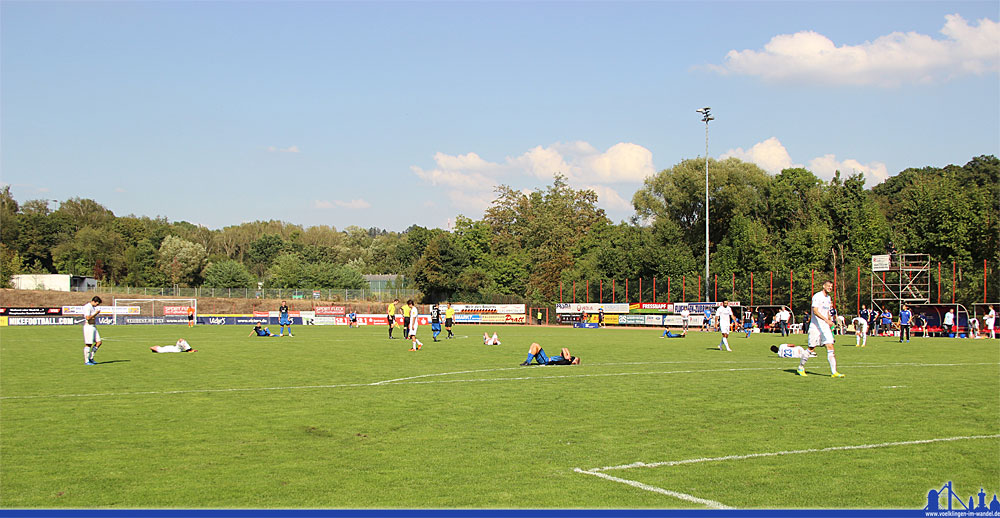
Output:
top-left (12, 274), bottom-right (97, 292)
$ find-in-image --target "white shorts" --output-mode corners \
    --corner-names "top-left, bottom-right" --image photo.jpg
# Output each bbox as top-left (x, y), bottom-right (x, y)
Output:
top-left (83, 324), bottom-right (101, 345)
top-left (408, 326), bottom-right (417, 337)
top-left (808, 321), bottom-right (834, 348)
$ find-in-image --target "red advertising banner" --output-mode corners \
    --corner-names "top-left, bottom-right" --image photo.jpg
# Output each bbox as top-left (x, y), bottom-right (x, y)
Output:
top-left (253, 311), bottom-right (269, 318)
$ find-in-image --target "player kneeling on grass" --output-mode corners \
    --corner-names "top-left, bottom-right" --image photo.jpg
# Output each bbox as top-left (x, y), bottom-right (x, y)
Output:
top-left (520, 343), bottom-right (580, 365)
top-left (483, 332), bottom-right (501, 345)
top-left (249, 321), bottom-right (279, 337)
top-left (770, 344), bottom-right (810, 377)
top-left (151, 339), bottom-right (197, 353)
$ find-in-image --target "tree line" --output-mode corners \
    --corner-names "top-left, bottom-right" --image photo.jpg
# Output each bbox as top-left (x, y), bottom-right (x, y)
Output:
top-left (1, 155), bottom-right (997, 309)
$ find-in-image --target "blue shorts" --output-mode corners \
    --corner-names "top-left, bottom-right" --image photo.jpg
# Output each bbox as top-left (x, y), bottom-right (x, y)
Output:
top-left (431, 323), bottom-right (441, 332)
top-left (279, 316), bottom-right (291, 326)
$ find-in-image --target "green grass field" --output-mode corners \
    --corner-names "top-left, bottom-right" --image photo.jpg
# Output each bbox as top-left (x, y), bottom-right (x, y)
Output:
top-left (1, 323), bottom-right (997, 509)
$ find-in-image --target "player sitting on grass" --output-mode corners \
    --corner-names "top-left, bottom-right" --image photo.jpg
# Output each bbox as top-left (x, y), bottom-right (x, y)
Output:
top-left (483, 332), bottom-right (501, 345)
top-left (659, 330), bottom-right (686, 338)
top-left (249, 321), bottom-right (279, 337)
top-left (770, 343), bottom-right (810, 377)
top-left (151, 338), bottom-right (198, 353)
top-left (520, 343), bottom-right (580, 365)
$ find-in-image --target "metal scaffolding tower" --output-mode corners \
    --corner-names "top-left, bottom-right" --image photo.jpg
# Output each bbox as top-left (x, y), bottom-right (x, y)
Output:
top-left (870, 253), bottom-right (931, 313)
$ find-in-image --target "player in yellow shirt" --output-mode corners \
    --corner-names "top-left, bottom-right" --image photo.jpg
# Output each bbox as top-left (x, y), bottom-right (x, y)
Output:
top-left (444, 303), bottom-right (456, 339)
top-left (387, 298), bottom-right (398, 339)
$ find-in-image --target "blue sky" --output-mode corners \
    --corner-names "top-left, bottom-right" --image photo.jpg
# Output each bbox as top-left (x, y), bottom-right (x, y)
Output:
top-left (2, 1), bottom-right (998, 232)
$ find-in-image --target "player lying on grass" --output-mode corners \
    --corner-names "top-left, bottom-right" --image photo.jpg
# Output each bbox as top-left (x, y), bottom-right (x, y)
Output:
top-left (770, 343), bottom-right (809, 377)
top-left (483, 332), bottom-right (501, 345)
top-left (659, 330), bottom-right (686, 338)
top-left (520, 343), bottom-right (580, 365)
top-left (151, 339), bottom-right (197, 353)
top-left (249, 321), bottom-right (279, 337)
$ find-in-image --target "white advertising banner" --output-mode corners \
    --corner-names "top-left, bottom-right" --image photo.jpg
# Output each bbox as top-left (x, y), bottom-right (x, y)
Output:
top-left (555, 303), bottom-right (630, 314)
top-left (452, 304), bottom-right (526, 314)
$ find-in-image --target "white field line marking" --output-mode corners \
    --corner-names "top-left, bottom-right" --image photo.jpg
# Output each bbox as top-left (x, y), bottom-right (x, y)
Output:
top-left (574, 434), bottom-right (1000, 508)
top-left (1, 361), bottom-right (996, 401)
top-left (572, 468), bottom-right (731, 509)
top-left (584, 434), bottom-right (1000, 472)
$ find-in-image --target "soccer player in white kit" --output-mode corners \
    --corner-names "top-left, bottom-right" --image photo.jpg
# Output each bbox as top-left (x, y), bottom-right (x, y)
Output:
top-left (809, 280), bottom-right (844, 378)
top-left (985, 305), bottom-right (996, 339)
top-left (407, 300), bottom-right (423, 351)
top-left (851, 316), bottom-right (868, 347)
top-left (770, 343), bottom-right (810, 376)
top-left (150, 339), bottom-right (197, 353)
top-left (716, 300), bottom-right (734, 351)
top-left (81, 296), bottom-right (103, 365)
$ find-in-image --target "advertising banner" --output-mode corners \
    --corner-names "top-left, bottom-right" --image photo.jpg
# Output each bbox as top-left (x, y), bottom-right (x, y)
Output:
top-left (618, 314), bottom-right (646, 325)
top-left (452, 304), bottom-right (526, 314)
top-left (479, 314), bottom-right (526, 324)
top-left (628, 302), bottom-right (674, 314)
top-left (312, 316), bottom-right (348, 326)
top-left (7, 316), bottom-right (78, 326)
top-left (0, 307), bottom-right (63, 316)
top-left (672, 302), bottom-right (741, 313)
top-left (454, 314), bottom-right (482, 323)
top-left (314, 306), bottom-right (346, 316)
top-left (163, 306), bottom-right (192, 316)
top-left (558, 314), bottom-right (581, 325)
top-left (63, 305), bottom-right (140, 315)
top-left (199, 316), bottom-right (261, 326)
top-left (555, 303), bottom-right (630, 314)
top-left (573, 323), bottom-right (600, 328)
top-left (253, 311), bottom-right (269, 318)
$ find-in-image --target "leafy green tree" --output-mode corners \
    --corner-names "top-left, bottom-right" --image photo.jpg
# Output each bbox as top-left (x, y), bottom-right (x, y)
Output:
top-left (248, 234), bottom-right (285, 276)
top-left (123, 241), bottom-right (167, 287)
top-left (203, 260), bottom-right (256, 288)
top-left (55, 197), bottom-right (115, 229)
top-left (157, 235), bottom-right (207, 286)
top-left (0, 243), bottom-right (24, 288)
top-left (52, 226), bottom-right (127, 282)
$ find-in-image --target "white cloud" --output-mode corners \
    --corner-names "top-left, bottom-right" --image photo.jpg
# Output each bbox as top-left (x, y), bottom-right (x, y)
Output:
top-left (36, 187), bottom-right (50, 193)
top-left (314, 199), bottom-right (371, 210)
top-left (114, 187), bottom-right (126, 193)
top-left (267, 145), bottom-right (301, 153)
top-left (708, 14), bottom-right (999, 86)
top-left (334, 199), bottom-right (371, 210)
top-left (808, 154), bottom-right (889, 184)
top-left (411, 141), bottom-right (656, 217)
top-left (720, 137), bottom-right (800, 174)
top-left (722, 137), bottom-right (889, 186)
top-left (584, 184), bottom-right (632, 211)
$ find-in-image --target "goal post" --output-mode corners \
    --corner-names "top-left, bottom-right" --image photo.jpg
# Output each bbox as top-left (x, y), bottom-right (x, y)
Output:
top-left (112, 298), bottom-right (197, 325)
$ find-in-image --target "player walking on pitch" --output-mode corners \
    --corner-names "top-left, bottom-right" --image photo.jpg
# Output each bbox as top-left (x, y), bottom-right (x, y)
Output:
top-left (716, 300), bottom-right (734, 351)
top-left (809, 280), bottom-right (844, 378)
top-left (444, 303), bottom-right (455, 339)
top-left (82, 296), bottom-right (103, 365)
top-left (770, 343), bottom-right (810, 376)
top-left (387, 298), bottom-right (398, 339)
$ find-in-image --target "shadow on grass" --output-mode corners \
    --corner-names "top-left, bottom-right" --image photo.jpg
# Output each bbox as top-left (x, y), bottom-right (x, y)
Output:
top-left (93, 360), bottom-right (131, 365)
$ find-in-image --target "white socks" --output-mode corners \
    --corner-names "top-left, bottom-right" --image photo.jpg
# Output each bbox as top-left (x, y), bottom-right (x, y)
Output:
top-left (719, 337), bottom-right (731, 351)
top-left (84, 346), bottom-right (90, 362)
top-left (827, 350), bottom-right (837, 374)
top-left (799, 357), bottom-right (808, 369)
